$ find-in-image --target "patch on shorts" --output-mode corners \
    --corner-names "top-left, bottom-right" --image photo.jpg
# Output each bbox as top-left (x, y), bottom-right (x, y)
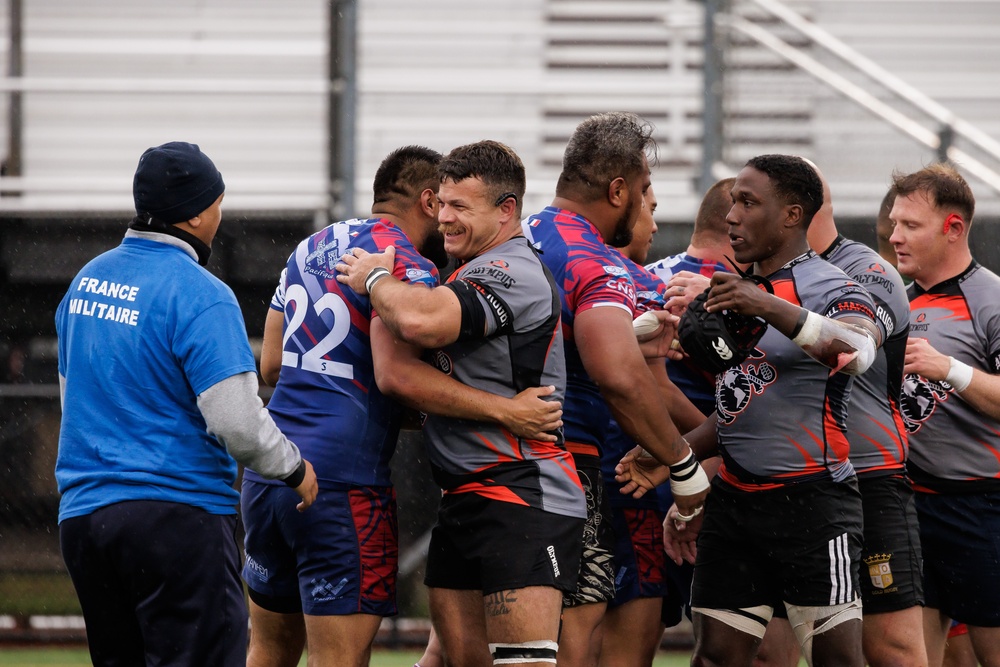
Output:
top-left (864, 552), bottom-right (896, 593)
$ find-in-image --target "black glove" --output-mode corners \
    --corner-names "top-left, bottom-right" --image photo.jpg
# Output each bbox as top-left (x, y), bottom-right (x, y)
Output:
top-left (677, 268), bottom-right (772, 375)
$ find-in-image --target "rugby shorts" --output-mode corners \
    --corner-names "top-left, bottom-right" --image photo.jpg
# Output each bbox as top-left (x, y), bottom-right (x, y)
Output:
top-left (423, 491), bottom-right (584, 596)
top-left (563, 453), bottom-right (617, 606)
top-left (241, 479), bottom-right (398, 617)
top-left (691, 476), bottom-right (863, 611)
top-left (916, 489), bottom-right (1000, 626)
top-left (607, 506), bottom-right (669, 608)
top-left (857, 473), bottom-right (923, 613)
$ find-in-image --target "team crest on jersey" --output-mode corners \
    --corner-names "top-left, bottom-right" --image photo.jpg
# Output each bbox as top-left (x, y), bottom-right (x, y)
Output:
top-left (899, 373), bottom-right (950, 433)
top-left (406, 268), bottom-right (432, 282)
top-left (603, 265), bottom-right (628, 277)
top-left (716, 353), bottom-right (776, 424)
top-left (864, 553), bottom-right (894, 590)
top-left (304, 238), bottom-right (343, 279)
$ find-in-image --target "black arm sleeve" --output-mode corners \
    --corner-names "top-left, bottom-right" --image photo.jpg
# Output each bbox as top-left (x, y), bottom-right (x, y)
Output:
top-left (445, 278), bottom-right (515, 342)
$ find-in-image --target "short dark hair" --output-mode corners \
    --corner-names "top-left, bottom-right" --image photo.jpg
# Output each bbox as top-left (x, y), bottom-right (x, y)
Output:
top-left (692, 177), bottom-right (735, 244)
top-left (745, 154), bottom-right (824, 227)
top-left (557, 112), bottom-right (656, 202)
top-left (438, 140), bottom-right (526, 216)
top-left (890, 163), bottom-right (975, 224)
top-left (372, 145), bottom-right (443, 206)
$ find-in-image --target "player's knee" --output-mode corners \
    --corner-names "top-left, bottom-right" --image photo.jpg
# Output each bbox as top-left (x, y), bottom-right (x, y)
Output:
top-left (787, 598), bottom-right (863, 663)
top-left (489, 640), bottom-right (558, 665)
top-left (693, 605), bottom-right (774, 640)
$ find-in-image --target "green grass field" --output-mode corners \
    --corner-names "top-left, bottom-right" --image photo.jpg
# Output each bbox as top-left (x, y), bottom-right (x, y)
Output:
top-left (0, 647), bottom-right (696, 667)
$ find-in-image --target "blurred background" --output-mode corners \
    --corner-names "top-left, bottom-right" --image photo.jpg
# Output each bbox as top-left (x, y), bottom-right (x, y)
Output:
top-left (2, 0), bottom-right (1000, 646)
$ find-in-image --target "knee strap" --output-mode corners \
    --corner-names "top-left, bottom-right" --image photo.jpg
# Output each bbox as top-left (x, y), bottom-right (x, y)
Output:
top-left (786, 598), bottom-right (863, 666)
top-left (692, 605), bottom-right (775, 639)
top-left (489, 640), bottom-right (559, 665)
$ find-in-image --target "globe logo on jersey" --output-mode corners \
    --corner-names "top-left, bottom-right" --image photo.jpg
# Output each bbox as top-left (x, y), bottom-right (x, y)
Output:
top-left (899, 373), bottom-right (948, 433)
top-left (716, 354), bottom-right (775, 424)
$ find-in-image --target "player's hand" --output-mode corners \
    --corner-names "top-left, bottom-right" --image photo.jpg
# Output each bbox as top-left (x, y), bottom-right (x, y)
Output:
top-left (704, 271), bottom-right (771, 317)
top-left (335, 245), bottom-right (396, 295)
top-left (635, 311), bottom-right (683, 361)
top-left (663, 503), bottom-right (702, 565)
top-left (502, 385), bottom-right (563, 442)
top-left (904, 336), bottom-right (951, 382)
top-left (294, 459), bottom-right (318, 512)
top-left (615, 445), bottom-right (670, 498)
top-left (664, 271), bottom-right (711, 316)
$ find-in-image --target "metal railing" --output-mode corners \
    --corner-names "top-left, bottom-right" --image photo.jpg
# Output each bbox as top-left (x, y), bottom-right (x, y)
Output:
top-left (721, 0), bottom-right (1000, 195)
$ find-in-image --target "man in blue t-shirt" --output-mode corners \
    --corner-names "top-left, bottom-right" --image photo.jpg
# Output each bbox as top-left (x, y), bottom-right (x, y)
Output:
top-left (55, 142), bottom-right (318, 667)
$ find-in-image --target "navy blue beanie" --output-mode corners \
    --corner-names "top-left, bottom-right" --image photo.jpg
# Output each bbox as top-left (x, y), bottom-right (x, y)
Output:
top-left (133, 142), bottom-right (225, 224)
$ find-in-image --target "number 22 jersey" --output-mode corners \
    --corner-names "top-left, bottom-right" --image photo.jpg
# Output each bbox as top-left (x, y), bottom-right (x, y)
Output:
top-left (244, 218), bottom-right (438, 488)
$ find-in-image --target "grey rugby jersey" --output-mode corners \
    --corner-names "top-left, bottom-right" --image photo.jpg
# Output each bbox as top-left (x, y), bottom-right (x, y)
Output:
top-left (715, 252), bottom-right (877, 490)
top-left (423, 236), bottom-right (587, 519)
top-left (821, 235), bottom-right (910, 477)
top-left (902, 261), bottom-right (1000, 493)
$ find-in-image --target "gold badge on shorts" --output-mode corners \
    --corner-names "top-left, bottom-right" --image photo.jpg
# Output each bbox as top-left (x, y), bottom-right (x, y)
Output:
top-left (865, 553), bottom-right (893, 589)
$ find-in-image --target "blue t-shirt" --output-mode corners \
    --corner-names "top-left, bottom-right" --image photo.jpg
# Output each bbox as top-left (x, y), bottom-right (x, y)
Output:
top-left (55, 233), bottom-right (258, 521)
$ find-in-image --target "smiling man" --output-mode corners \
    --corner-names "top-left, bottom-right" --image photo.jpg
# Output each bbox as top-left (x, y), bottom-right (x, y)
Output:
top-left (888, 163), bottom-right (1000, 667)
top-left (336, 140), bottom-right (585, 667)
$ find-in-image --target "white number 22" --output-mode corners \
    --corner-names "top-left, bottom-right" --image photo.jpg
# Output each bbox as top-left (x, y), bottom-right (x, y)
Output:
top-left (280, 284), bottom-right (353, 379)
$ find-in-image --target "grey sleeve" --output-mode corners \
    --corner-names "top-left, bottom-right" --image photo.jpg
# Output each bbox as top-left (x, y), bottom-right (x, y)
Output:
top-left (197, 372), bottom-right (304, 482)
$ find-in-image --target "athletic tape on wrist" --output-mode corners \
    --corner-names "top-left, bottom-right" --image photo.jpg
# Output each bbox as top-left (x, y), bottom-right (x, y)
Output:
top-left (668, 448), bottom-right (710, 496)
top-left (365, 267), bottom-right (391, 294)
top-left (791, 309), bottom-right (822, 347)
top-left (946, 356), bottom-right (974, 392)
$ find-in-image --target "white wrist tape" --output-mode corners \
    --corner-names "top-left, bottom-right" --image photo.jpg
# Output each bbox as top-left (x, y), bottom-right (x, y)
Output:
top-left (791, 309), bottom-right (823, 347)
top-left (668, 448), bottom-right (710, 497)
top-left (365, 266), bottom-right (391, 294)
top-left (946, 357), bottom-right (974, 392)
top-left (791, 309), bottom-right (877, 376)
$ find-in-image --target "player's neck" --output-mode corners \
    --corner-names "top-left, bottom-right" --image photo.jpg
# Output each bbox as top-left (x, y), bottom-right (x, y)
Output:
top-left (686, 242), bottom-right (732, 266)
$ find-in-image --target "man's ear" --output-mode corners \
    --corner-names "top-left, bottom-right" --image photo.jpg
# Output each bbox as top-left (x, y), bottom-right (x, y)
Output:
top-left (783, 203), bottom-right (804, 229)
top-left (498, 195), bottom-right (519, 223)
top-left (420, 188), bottom-right (438, 218)
top-left (607, 176), bottom-right (627, 207)
top-left (943, 213), bottom-right (965, 237)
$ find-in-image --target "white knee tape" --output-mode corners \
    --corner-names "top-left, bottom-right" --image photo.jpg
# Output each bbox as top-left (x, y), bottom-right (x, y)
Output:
top-left (785, 598), bottom-right (863, 664)
top-left (489, 640), bottom-right (559, 665)
top-left (692, 606), bottom-right (774, 639)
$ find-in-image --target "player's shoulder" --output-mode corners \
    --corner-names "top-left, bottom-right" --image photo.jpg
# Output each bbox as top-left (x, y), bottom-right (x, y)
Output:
top-left (792, 252), bottom-right (871, 305)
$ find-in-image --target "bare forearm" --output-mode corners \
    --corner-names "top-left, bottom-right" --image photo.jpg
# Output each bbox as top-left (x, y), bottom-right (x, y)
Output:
top-left (650, 359), bottom-right (709, 432)
top-left (602, 372), bottom-right (689, 466)
top-left (956, 369), bottom-right (1000, 421)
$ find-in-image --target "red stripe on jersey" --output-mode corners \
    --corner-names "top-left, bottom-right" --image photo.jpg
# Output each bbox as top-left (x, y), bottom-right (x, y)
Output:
top-left (823, 395), bottom-right (852, 463)
top-left (781, 428), bottom-right (824, 477)
top-left (446, 483), bottom-right (530, 506)
top-left (911, 293), bottom-right (972, 322)
top-left (566, 441), bottom-right (600, 457)
top-left (770, 278), bottom-right (801, 306)
top-left (856, 415), bottom-right (906, 472)
top-left (718, 464), bottom-right (782, 491)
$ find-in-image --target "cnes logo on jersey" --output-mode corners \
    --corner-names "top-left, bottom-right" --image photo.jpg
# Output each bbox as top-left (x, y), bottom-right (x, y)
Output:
top-left (712, 337), bottom-right (733, 361)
